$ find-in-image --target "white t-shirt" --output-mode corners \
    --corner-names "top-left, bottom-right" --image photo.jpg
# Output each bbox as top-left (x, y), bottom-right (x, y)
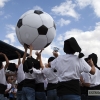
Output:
top-left (17, 63), bottom-right (25, 83)
top-left (0, 67), bottom-right (7, 85)
top-left (6, 83), bottom-right (12, 93)
top-left (25, 67), bottom-right (42, 79)
top-left (81, 67), bottom-right (100, 87)
top-left (44, 78), bottom-right (48, 90)
top-left (51, 54), bottom-right (91, 82)
top-left (42, 68), bottom-right (58, 83)
top-left (35, 69), bottom-right (45, 83)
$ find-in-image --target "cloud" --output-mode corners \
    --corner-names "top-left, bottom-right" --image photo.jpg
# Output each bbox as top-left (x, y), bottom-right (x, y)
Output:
top-left (5, 24), bottom-right (16, 44)
top-left (56, 21), bottom-right (100, 65)
top-left (0, 0), bottom-right (9, 8)
top-left (6, 24), bottom-right (15, 31)
top-left (4, 14), bottom-right (11, 19)
top-left (57, 18), bottom-right (71, 27)
top-left (0, 11), bottom-right (4, 15)
top-left (5, 32), bottom-right (16, 43)
top-left (51, 0), bottom-right (80, 19)
top-left (76, 0), bottom-right (100, 17)
top-left (75, 0), bottom-right (91, 9)
top-left (92, 0), bottom-right (100, 17)
top-left (3, 39), bottom-right (9, 44)
top-left (33, 6), bottom-right (43, 11)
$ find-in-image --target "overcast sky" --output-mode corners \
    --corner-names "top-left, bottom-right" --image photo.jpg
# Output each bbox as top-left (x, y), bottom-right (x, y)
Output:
top-left (0, 0), bottom-right (100, 65)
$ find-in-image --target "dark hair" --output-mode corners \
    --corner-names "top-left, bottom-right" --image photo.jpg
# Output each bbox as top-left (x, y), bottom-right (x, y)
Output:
top-left (63, 37), bottom-right (84, 58)
top-left (48, 57), bottom-right (55, 63)
top-left (48, 57), bottom-right (57, 72)
top-left (88, 53), bottom-right (98, 67)
top-left (87, 53), bottom-right (100, 70)
top-left (23, 56), bottom-right (41, 74)
top-left (0, 61), bottom-right (3, 69)
top-left (63, 40), bottom-right (75, 54)
top-left (7, 63), bottom-right (17, 72)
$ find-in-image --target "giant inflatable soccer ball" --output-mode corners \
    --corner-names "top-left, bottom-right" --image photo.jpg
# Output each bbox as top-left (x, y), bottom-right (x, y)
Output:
top-left (16, 10), bottom-right (56, 50)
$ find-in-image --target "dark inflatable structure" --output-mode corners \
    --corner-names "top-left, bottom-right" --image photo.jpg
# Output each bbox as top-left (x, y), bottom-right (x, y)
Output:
top-left (0, 40), bottom-right (29, 61)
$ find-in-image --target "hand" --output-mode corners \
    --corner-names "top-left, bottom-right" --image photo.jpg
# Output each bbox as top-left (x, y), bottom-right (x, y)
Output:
top-left (35, 51), bottom-right (39, 56)
top-left (0, 52), bottom-right (5, 55)
top-left (45, 63), bottom-right (49, 68)
top-left (35, 51), bottom-right (41, 58)
top-left (87, 58), bottom-right (94, 67)
top-left (15, 51), bottom-right (21, 57)
top-left (29, 44), bottom-right (33, 50)
top-left (80, 76), bottom-right (84, 86)
top-left (24, 44), bottom-right (28, 50)
top-left (53, 51), bottom-right (58, 58)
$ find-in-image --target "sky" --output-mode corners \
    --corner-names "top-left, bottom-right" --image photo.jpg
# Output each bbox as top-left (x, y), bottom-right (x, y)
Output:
top-left (0, 0), bottom-right (100, 65)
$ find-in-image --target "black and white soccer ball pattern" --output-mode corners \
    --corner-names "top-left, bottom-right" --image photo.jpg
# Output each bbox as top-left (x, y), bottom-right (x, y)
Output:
top-left (16, 10), bottom-right (56, 50)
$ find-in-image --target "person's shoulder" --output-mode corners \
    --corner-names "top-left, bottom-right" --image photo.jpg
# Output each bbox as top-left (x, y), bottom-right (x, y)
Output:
top-left (0, 67), bottom-right (4, 71)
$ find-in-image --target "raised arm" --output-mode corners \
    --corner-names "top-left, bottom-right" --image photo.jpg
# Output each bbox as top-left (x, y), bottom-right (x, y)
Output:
top-left (15, 51), bottom-right (21, 66)
top-left (0, 52), bottom-right (9, 70)
top-left (88, 58), bottom-right (95, 75)
top-left (53, 51), bottom-right (58, 58)
top-left (29, 44), bottom-right (33, 57)
top-left (22, 44), bottom-right (28, 64)
top-left (36, 50), bottom-right (44, 69)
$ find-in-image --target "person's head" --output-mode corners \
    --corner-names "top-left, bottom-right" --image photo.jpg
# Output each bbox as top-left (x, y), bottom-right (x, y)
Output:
top-left (7, 63), bottom-right (18, 72)
top-left (6, 76), bottom-right (12, 83)
top-left (87, 53), bottom-right (98, 67)
top-left (23, 57), bottom-right (40, 74)
top-left (47, 57), bottom-right (55, 68)
top-left (48, 57), bottom-right (55, 63)
top-left (63, 37), bottom-right (84, 58)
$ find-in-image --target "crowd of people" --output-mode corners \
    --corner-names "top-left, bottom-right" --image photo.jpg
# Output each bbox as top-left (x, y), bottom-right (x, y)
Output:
top-left (0, 37), bottom-right (100, 100)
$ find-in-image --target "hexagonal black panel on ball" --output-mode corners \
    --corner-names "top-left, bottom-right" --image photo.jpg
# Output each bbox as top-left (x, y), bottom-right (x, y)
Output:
top-left (17, 19), bottom-right (22, 28)
top-left (34, 10), bottom-right (43, 15)
top-left (38, 25), bottom-right (48, 35)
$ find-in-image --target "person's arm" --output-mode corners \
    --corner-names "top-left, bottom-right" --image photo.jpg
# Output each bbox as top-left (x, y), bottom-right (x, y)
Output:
top-left (22, 44), bottom-right (28, 64)
top-left (5, 85), bottom-right (13, 94)
top-left (88, 59), bottom-right (95, 75)
top-left (0, 52), bottom-right (9, 70)
top-left (53, 51), bottom-right (58, 58)
top-left (35, 51), bottom-right (39, 60)
top-left (80, 76), bottom-right (90, 87)
top-left (36, 50), bottom-right (44, 69)
top-left (29, 44), bottom-right (33, 57)
top-left (15, 51), bottom-right (21, 67)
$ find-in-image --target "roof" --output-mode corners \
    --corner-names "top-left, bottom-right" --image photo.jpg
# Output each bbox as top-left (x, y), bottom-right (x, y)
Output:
top-left (0, 40), bottom-right (29, 61)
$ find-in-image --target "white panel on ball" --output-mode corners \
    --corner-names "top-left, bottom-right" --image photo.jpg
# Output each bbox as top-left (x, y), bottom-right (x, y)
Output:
top-left (32, 35), bottom-right (47, 50)
top-left (23, 13), bottom-right (42, 28)
top-left (16, 26), bottom-right (24, 45)
top-left (46, 27), bottom-right (56, 43)
top-left (20, 10), bottom-right (34, 19)
top-left (19, 25), bottom-right (39, 45)
top-left (40, 13), bottom-right (54, 28)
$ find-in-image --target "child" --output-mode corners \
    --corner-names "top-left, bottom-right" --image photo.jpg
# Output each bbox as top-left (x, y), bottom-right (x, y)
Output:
top-left (49, 37), bottom-right (95, 100)
top-left (35, 51), bottom-right (46, 100)
top-left (16, 44), bottom-right (27, 100)
top-left (0, 52), bottom-right (9, 100)
top-left (22, 45), bottom-right (42, 100)
top-left (36, 51), bottom-right (59, 100)
top-left (81, 53), bottom-right (100, 100)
